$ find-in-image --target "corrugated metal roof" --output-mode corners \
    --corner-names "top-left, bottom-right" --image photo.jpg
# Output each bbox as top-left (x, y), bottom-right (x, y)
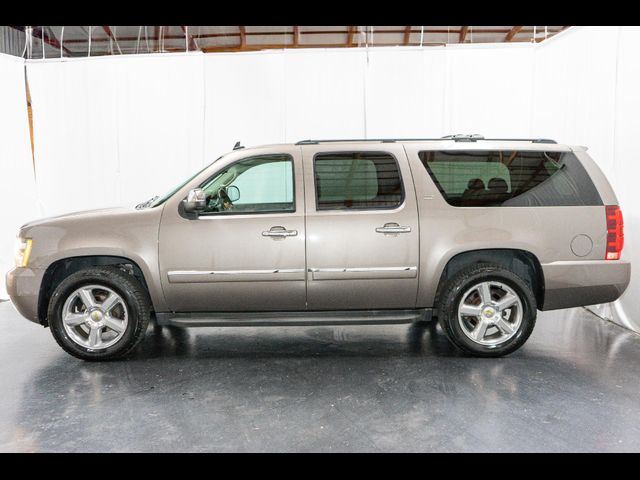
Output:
top-left (2, 26), bottom-right (570, 58)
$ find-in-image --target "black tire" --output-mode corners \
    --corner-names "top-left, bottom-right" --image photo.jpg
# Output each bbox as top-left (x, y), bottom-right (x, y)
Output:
top-left (48, 266), bottom-right (151, 361)
top-left (437, 262), bottom-right (536, 357)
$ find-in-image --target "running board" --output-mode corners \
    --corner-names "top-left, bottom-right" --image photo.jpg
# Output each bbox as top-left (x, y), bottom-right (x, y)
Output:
top-left (155, 309), bottom-right (432, 327)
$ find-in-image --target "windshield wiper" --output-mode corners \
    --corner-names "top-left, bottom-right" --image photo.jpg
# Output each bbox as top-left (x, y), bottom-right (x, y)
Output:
top-left (136, 195), bottom-right (159, 209)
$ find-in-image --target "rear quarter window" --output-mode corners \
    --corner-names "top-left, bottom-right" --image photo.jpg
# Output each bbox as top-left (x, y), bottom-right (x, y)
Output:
top-left (418, 150), bottom-right (602, 207)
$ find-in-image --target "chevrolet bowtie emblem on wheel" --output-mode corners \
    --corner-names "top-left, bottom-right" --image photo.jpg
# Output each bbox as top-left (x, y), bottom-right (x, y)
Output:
top-left (91, 311), bottom-right (102, 321)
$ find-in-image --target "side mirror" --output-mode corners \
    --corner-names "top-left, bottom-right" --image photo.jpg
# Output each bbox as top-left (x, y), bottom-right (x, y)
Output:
top-left (183, 188), bottom-right (206, 213)
top-left (226, 185), bottom-right (240, 202)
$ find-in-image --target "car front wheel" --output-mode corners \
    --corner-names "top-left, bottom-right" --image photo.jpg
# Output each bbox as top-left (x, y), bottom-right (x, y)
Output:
top-left (48, 266), bottom-right (150, 361)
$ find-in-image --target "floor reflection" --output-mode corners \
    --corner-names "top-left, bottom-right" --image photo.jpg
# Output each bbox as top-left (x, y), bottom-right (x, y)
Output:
top-left (2, 306), bottom-right (640, 452)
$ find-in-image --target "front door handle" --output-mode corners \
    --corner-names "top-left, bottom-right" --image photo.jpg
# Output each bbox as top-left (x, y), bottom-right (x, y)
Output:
top-left (376, 222), bottom-right (411, 234)
top-left (262, 226), bottom-right (298, 237)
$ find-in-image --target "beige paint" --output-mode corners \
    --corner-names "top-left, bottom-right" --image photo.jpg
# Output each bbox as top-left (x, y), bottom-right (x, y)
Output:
top-left (6, 140), bottom-right (631, 323)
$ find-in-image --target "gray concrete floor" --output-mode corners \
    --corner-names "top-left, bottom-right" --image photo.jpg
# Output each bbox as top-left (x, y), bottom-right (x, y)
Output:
top-left (0, 301), bottom-right (639, 452)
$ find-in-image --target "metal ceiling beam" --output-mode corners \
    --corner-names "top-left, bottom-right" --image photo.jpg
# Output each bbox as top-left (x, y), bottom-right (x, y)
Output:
top-left (102, 26), bottom-right (122, 54)
top-left (203, 43), bottom-right (340, 53)
top-left (55, 27), bottom-right (566, 44)
top-left (102, 26), bottom-right (114, 39)
top-left (43, 26), bottom-right (71, 55)
top-left (505, 26), bottom-right (523, 42)
top-left (239, 26), bottom-right (246, 49)
top-left (10, 26), bottom-right (72, 55)
top-left (403, 26), bottom-right (411, 45)
top-left (347, 26), bottom-right (355, 46)
top-left (180, 26), bottom-right (197, 51)
top-left (293, 26), bottom-right (300, 46)
top-left (152, 26), bottom-right (158, 52)
top-left (201, 42), bottom-right (448, 53)
top-left (459, 26), bottom-right (469, 43)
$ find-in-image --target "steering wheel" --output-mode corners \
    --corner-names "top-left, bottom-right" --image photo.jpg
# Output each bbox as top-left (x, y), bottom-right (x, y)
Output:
top-left (207, 186), bottom-right (234, 212)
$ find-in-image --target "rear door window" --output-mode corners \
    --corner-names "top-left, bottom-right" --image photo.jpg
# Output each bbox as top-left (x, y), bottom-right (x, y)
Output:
top-left (314, 152), bottom-right (404, 210)
top-left (418, 150), bottom-right (602, 207)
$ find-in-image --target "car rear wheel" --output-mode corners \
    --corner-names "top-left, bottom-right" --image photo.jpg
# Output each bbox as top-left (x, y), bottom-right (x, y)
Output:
top-left (48, 266), bottom-right (150, 361)
top-left (437, 262), bottom-right (536, 357)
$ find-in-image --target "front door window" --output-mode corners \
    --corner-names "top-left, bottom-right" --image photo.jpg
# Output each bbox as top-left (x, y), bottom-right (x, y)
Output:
top-left (200, 154), bottom-right (295, 215)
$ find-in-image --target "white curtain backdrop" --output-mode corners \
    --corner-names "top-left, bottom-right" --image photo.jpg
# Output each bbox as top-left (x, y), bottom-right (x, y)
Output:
top-left (282, 49), bottom-right (367, 141)
top-left (202, 44), bottom-right (535, 159)
top-left (204, 51), bottom-right (286, 158)
top-left (530, 26), bottom-right (640, 332)
top-left (1, 28), bottom-right (639, 333)
top-left (0, 53), bottom-right (40, 297)
top-left (444, 44), bottom-right (535, 136)
top-left (27, 53), bottom-right (205, 218)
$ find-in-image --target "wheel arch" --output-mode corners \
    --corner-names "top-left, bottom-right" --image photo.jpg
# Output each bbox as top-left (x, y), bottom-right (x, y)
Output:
top-left (433, 248), bottom-right (545, 313)
top-left (38, 255), bottom-right (153, 326)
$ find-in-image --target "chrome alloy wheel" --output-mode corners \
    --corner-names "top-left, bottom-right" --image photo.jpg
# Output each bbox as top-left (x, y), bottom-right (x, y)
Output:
top-left (457, 281), bottom-right (523, 347)
top-left (61, 285), bottom-right (128, 349)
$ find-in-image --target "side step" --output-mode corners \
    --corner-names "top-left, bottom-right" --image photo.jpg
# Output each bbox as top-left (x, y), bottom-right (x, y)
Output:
top-left (155, 309), bottom-right (432, 327)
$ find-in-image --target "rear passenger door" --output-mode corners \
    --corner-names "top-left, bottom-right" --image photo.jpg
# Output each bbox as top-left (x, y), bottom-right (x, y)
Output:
top-left (302, 144), bottom-right (420, 310)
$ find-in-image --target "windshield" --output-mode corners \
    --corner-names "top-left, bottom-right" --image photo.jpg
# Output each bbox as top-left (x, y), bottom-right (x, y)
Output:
top-left (145, 155), bottom-right (226, 208)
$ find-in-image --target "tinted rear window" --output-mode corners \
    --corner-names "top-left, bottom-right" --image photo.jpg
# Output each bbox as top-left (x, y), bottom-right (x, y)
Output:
top-left (418, 150), bottom-right (602, 207)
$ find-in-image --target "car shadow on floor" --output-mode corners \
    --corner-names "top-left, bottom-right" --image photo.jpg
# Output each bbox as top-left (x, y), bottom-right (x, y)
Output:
top-left (127, 321), bottom-right (463, 361)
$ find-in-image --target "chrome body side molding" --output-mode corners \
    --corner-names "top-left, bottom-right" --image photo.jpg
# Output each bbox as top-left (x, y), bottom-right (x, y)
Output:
top-left (308, 266), bottom-right (418, 281)
top-left (167, 269), bottom-right (305, 283)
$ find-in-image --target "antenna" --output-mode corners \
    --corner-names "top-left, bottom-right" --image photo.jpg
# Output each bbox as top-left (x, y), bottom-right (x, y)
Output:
top-left (233, 141), bottom-right (244, 150)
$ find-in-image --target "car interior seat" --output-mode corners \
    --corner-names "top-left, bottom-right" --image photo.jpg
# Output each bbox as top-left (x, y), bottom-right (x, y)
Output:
top-left (460, 178), bottom-right (486, 206)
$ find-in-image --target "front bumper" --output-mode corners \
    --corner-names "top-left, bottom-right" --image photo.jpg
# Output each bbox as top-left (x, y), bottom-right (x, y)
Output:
top-left (541, 260), bottom-right (631, 310)
top-left (6, 267), bottom-right (45, 323)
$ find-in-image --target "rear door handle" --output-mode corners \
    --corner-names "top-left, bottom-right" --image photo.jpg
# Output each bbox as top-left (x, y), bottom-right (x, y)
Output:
top-left (376, 222), bottom-right (411, 234)
top-left (262, 226), bottom-right (298, 237)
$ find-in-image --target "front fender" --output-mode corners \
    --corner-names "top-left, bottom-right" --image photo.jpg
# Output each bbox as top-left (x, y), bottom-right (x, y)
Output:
top-left (21, 206), bottom-right (167, 314)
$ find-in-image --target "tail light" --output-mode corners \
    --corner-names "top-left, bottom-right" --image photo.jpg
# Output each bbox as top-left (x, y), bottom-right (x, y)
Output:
top-left (605, 205), bottom-right (624, 260)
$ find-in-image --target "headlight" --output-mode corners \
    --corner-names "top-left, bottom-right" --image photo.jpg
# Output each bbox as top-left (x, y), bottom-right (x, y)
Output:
top-left (14, 237), bottom-right (33, 268)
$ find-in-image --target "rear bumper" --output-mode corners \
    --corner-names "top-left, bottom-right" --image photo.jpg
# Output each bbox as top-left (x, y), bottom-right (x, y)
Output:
top-left (5, 267), bottom-right (44, 324)
top-left (541, 260), bottom-right (631, 310)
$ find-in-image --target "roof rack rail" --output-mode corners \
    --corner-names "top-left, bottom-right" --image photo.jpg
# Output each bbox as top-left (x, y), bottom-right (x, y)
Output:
top-left (483, 138), bottom-right (558, 144)
top-left (294, 138), bottom-right (440, 145)
top-left (440, 135), bottom-right (558, 144)
top-left (295, 137), bottom-right (557, 145)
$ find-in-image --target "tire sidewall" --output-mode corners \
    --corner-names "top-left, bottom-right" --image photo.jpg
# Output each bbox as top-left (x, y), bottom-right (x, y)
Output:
top-left (48, 269), bottom-right (144, 360)
top-left (442, 266), bottom-right (536, 356)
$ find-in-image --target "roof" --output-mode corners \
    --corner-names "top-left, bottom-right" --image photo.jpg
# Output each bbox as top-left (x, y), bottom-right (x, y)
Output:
top-left (2, 26), bottom-right (570, 58)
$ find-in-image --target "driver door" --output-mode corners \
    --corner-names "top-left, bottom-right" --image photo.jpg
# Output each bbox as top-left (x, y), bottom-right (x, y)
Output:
top-left (158, 148), bottom-right (306, 312)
